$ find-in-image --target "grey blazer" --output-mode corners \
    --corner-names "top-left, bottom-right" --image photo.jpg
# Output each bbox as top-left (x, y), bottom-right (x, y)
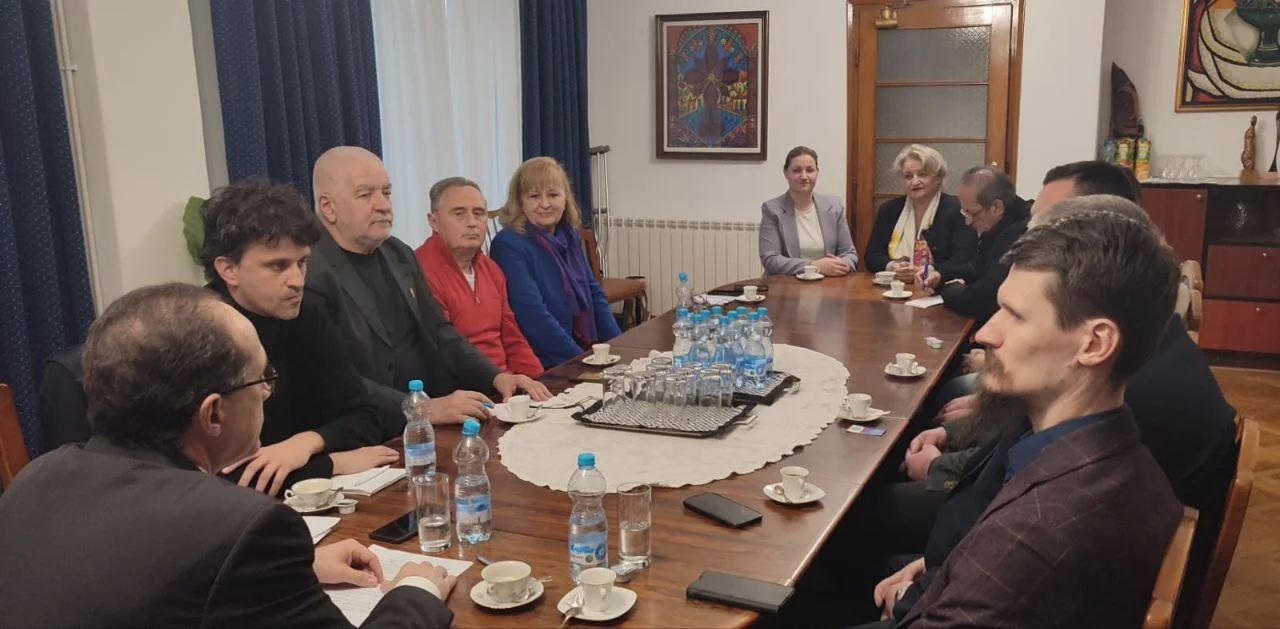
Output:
top-left (758, 192), bottom-right (859, 275)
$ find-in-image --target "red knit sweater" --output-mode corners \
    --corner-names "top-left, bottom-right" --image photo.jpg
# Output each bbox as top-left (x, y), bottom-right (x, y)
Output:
top-left (415, 234), bottom-right (543, 377)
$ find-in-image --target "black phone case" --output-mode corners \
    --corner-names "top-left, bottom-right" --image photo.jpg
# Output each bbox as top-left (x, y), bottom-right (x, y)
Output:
top-left (369, 512), bottom-right (417, 544)
top-left (683, 492), bottom-right (762, 528)
top-left (686, 571), bottom-right (794, 613)
top-left (707, 284), bottom-right (771, 296)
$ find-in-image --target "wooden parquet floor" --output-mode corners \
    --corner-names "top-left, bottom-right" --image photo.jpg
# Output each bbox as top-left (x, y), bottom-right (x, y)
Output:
top-left (1208, 366), bottom-right (1280, 628)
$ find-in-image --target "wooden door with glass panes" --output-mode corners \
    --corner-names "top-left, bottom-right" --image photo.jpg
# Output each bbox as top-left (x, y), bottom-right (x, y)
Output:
top-left (847, 0), bottom-right (1022, 254)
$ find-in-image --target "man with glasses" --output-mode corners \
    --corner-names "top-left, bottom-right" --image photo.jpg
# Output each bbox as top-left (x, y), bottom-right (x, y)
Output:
top-left (200, 178), bottom-right (397, 497)
top-left (0, 284), bottom-right (455, 627)
top-left (919, 166), bottom-right (1028, 326)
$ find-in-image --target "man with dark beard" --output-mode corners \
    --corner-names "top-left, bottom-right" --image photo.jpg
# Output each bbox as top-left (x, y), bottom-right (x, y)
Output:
top-left (861, 199), bottom-right (1184, 628)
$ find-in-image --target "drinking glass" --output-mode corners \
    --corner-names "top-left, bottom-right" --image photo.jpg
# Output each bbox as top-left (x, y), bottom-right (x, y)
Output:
top-left (618, 483), bottom-right (652, 568)
top-left (602, 365), bottom-right (631, 410)
top-left (710, 363), bottom-right (736, 407)
top-left (661, 371), bottom-right (689, 421)
top-left (697, 369), bottom-right (723, 408)
top-left (414, 472), bottom-right (451, 553)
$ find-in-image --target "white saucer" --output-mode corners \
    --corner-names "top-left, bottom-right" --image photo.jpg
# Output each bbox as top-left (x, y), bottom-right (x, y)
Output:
top-left (582, 354), bottom-right (622, 366)
top-left (285, 492), bottom-right (346, 514)
top-left (884, 363), bottom-right (927, 378)
top-left (837, 406), bottom-right (890, 423)
top-left (734, 294), bottom-right (766, 303)
top-left (470, 579), bottom-right (544, 610)
top-left (557, 586), bottom-right (637, 621)
top-left (763, 482), bottom-right (826, 505)
top-left (873, 278), bottom-right (893, 287)
top-left (495, 408), bottom-right (545, 424)
top-left (882, 290), bottom-right (912, 300)
top-left (796, 273), bottom-right (824, 281)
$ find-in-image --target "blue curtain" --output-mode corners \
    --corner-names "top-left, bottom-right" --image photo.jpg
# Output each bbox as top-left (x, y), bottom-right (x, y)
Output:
top-left (0, 1), bottom-right (96, 457)
top-left (519, 0), bottom-right (593, 228)
top-left (210, 0), bottom-right (382, 197)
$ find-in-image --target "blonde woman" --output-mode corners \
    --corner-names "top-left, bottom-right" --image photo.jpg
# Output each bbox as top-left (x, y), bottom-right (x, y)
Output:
top-left (865, 144), bottom-right (976, 280)
top-left (489, 157), bottom-right (620, 368)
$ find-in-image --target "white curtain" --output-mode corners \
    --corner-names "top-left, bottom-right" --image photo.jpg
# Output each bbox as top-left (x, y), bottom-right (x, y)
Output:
top-left (371, 0), bottom-right (523, 248)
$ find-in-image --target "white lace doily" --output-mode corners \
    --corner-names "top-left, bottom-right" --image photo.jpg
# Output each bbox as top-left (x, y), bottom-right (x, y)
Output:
top-left (497, 344), bottom-right (849, 492)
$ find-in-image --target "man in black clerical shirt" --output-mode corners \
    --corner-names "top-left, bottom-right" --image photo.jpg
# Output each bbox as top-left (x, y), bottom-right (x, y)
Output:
top-left (199, 178), bottom-right (398, 496)
top-left (305, 146), bottom-right (549, 433)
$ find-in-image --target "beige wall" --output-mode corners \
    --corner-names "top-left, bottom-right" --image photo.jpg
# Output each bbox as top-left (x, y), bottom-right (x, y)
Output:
top-left (586, 0), bottom-right (1109, 220)
top-left (1101, 0), bottom-right (1275, 177)
top-left (62, 0), bottom-right (209, 308)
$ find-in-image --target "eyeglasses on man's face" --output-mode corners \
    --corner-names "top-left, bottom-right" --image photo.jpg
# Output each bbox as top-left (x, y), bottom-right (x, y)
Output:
top-left (220, 363), bottom-right (278, 396)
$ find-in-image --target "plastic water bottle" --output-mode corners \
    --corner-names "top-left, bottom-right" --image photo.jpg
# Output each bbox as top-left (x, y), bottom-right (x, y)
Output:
top-left (402, 379), bottom-right (436, 483)
top-left (757, 307), bottom-right (775, 377)
top-left (743, 313), bottom-right (768, 387)
top-left (672, 308), bottom-right (694, 367)
top-left (675, 272), bottom-right (694, 310)
top-left (732, 312), bottom-right (750, 382)
top-left (692, 314), bottom-right (715, 366)
top-left (567, 452), bottom-right (608, 581)
top-left (453, 418), bottom-right (492, 543)
top-left (712, 315), bottom-right (736, 368)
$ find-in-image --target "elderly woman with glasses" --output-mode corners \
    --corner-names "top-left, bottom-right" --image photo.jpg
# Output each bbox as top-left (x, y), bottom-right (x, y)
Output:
top-left (865, 144), bottom-right (977, 282)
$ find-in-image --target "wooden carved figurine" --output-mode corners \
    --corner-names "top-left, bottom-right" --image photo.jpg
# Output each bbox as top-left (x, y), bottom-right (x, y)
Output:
top-left (1243, 115), bottom-right (1258, 175)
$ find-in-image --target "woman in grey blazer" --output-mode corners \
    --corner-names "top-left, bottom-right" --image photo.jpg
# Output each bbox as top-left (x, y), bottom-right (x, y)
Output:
top-left (758, 146), bottom-right (859, 276)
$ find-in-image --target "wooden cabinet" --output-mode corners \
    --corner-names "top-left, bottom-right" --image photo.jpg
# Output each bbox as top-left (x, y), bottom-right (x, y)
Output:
top-left (1206, 245), bottom-right (1280, 300)
top-left (1143, 179), bottom-right (1280, 355)
top-left (1200, 299), bottom-right (1280, 354)
top-left (1142, 187), bottom-right (1207, 265)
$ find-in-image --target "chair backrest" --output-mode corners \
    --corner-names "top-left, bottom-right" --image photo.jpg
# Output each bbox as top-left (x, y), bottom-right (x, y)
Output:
top-left (1146, 506), bottom-right (1199, 629)
top-left (1180, 260), bottom-right (1203, 291)
top-left (1187, 416), bottom-right (1260, 628)
top-left (482, 209), bottom-right (503, 254)
top-left (0, 383), bottom-right (31, 488)
top-left (578, 227), bottom-right (605, 282)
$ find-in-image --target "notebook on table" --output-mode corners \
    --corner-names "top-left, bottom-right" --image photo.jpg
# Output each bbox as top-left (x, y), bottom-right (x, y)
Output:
top-left (331, 466), bottom-right (407, 496)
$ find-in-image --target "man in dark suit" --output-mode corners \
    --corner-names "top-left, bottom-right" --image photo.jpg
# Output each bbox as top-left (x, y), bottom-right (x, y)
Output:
top-left (305, 146), bottom-right (549, 433)
top-left (875, 197), bottom-right (1184, 628)
top-left (0, 283), bottom-right (455, 627)
top-left (919, 166), bottom-right (1028, 327)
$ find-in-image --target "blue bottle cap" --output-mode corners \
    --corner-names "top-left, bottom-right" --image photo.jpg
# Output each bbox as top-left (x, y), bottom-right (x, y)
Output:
top-left (407, 379), bottom-right (424, 392)
top-left (578, 452), bottom-right (596, 468)
top-left (677, 308), bottom-right (689, 317)
top-left (749, 312), bottom-right (760, 321)
top-left (758, 307), bottom-right (769, 315)
top-left (720, 316), bottom-right (731, 325)
top-left (679, 271), bottom-right (688, 282)
top-left (711, 306), bottom-right (723, 314)
top-left (462, 418), bottom-right (481, 435)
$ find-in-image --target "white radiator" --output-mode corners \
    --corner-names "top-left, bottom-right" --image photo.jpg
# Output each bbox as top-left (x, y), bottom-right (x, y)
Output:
top-left (601, 217), bottom-right (761, 315)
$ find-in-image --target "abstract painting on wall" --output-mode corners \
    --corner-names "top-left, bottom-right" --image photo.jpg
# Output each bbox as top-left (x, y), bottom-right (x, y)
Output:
top-left (1178, 0), bottom-right (1280, 110)
top-left (655, 11), bottom-right (768, 159)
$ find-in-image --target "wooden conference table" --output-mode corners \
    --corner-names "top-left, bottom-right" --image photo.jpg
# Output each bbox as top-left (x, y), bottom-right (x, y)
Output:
top-left (328, 273), bottom-right (973, 627)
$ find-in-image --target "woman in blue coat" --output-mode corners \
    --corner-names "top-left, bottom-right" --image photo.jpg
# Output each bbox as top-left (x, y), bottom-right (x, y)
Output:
top-left (490, 157), bottom-right (621, 368)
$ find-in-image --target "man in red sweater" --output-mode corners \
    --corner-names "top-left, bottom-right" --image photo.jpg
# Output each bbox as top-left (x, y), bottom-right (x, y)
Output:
top-left (415, 178), bottom-right (544, 377)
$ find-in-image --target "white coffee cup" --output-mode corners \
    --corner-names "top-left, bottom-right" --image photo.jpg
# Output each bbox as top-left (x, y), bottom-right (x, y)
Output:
top-left (284, 478), bottom-right (334, 509)
top-left (578, 566), bottom-right (616, 613)
top-left (780, 466), bottom-right (809, 500)
top-left (592, 343), bottom-right (611, 362)
top-left (508, 394), bottom-right (531, 420)
top-left (875, 271), bottom-right (895, 283)
top-left (890, 280), bottom-right (906, 297)
top-left (845, 393), bottom-right (872, 418)
top-left (482, 560), bottom-right (532, 603)
top-left (803, 264), bottom-right (819, 278)
top-left (742, 285), bottom-right (758, 300)
top-left (895, 353), bottom-right (918, 374)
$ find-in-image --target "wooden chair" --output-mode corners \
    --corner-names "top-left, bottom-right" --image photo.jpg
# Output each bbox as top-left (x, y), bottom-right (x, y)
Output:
top-left (1181, 260), bottom-right (1203, 291)
top-left (1146, 507), bottom-right (1199, 629)
top-left (482, 209), bottom-right (503, 254)
top-left (579, 227), bottom-right (648, 330)
top-left (0, 384), bottom-right (31, 488)
top-left (1184, 416), bottom-right (1260, 628)
top-left (1176, 260), bottom-right (1204, 344)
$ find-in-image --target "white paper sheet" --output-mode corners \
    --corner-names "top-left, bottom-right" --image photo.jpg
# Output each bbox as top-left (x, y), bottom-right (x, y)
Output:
top-left (906, 295), bottom-right (945, 309)
top-left (331, 466), bottom-right (407, 496)
top-left (700, 294), bottom-right (736, 306)
top-left (324, 545), bottom-right (473, 625)
top-left (303, 516), bottom-right (339, 545)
